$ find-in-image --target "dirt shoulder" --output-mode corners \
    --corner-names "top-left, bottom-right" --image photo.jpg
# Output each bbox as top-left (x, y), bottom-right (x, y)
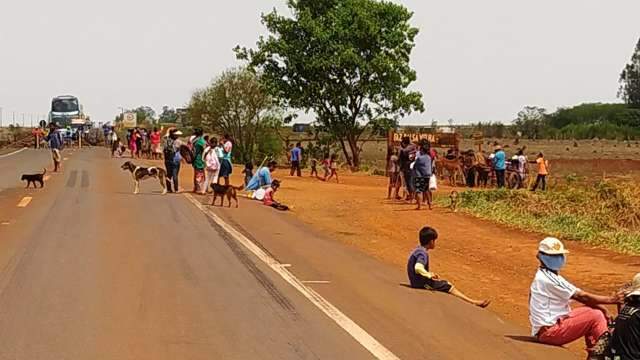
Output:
top-left (267, 170), bottom-right (639, 329)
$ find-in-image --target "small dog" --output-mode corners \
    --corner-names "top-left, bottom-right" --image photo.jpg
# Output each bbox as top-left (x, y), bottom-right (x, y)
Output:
top-left (211, 183), bottom-right (244, 208)
top-left (21, 169), bottom-right (46, 188)
top-left (121, 161), bottom-right (167, 195)
top-left (449, 190), bottom-right (459, 212)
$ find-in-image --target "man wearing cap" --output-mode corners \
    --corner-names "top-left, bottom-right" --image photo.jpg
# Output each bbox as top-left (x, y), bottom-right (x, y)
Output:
top-left (609, 273), bottom-right (640, 360)
top-left (163, 129), bottom-right (183, 193)
top-left (529, 237), bottom-right (623, 357)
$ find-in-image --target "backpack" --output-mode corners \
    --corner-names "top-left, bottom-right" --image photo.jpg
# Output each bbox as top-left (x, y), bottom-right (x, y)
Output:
top-left (204, 148), bottom-right (220, 171)
top-left (180, 144), bottom-right (194, 164)
top-left (163, 138), bottom-right (176, 161)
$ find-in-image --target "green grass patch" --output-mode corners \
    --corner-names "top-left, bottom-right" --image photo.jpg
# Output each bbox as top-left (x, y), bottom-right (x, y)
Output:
top-left (436, 181), bottom-right (640, 254)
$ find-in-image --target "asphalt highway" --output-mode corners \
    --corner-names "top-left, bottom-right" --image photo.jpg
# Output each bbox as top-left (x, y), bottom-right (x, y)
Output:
top-left (0, 148), bottom-right (575, 359)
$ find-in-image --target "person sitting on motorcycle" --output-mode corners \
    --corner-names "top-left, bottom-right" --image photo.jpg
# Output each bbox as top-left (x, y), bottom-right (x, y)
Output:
top-left (529, 238), bottom-right (623, 358)
top-left (609, 273), bottom-right (640, 360)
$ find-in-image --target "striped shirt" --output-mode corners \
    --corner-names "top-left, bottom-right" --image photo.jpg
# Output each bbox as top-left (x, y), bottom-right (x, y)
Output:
top-left (529, 268), bottom-right (580, 336)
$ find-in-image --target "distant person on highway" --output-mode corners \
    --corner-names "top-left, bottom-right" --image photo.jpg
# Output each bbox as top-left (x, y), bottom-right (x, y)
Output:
top-left (530, 152), bottom-right (549, 191)
top-left (219, 134), bottom-right (234, 186)
top-left (492, 145), bottom-right (506, 188)
top-left (609, 273), bottom-right (640, 360)
top-left (47, 124), bottom-right (63, 172)
top-left (191, 128), bottom-right (206, 193)
top-left (290, 142), bottom-right (303, 177)
top-left (407, 227), bottom-right (490, 308)
top-left (246, 161), bottom-right (277, 191)
top-left (528, 237), bottom-right (623, 358)
top-left (150, 127), bottom-right (162, 160)
top-left (163, 129), bottom-right (183, 193)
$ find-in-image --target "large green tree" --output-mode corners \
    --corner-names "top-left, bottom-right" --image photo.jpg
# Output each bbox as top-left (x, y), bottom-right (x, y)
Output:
top-left (236, 0), bottom-right (424, 168)
top-left (619, 37), bottom-right (640, 108)
top-left (158, 106), bottom-right (178, 124)
top-left (188, 68), bottom-right (280, 163)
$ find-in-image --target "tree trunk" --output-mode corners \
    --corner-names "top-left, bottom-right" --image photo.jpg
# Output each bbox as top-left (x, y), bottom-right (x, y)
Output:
top-left (338, 139), bottom-right (353, 167)
top-left (347, 135), bottom-right (361, 169)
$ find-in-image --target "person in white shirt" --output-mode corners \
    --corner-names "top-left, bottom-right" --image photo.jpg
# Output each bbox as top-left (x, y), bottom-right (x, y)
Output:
top-left (529, 238), bottom-right (623, 357)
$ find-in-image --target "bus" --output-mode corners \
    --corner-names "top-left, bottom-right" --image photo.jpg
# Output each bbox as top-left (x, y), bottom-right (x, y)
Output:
top-left (49, 95), bottom-right (85, 127)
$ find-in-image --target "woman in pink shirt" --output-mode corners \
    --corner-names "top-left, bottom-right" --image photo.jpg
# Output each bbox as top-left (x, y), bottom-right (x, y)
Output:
top-left (150, 127), bottom-right (162, 160)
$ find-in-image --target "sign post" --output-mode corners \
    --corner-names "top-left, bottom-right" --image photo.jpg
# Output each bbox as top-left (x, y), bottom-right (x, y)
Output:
top-left (122, 112), bottom-right (137, 128)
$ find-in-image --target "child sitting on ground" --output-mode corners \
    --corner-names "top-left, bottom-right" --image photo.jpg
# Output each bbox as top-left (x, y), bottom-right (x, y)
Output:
top-left (243, 162), bottom-right (254, 187)
top-left (263, 180), bottom-right (289, 211)
top-left (407, 226), bottom-right (490, 308)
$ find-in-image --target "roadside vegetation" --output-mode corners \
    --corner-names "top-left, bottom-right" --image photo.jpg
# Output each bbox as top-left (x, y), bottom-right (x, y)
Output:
top-left (440, 179), bottom-right (640, 254)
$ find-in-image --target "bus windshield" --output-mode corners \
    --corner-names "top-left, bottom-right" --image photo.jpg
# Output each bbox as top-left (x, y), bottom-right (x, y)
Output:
top-left (52, 98), bottom-right (79, 113)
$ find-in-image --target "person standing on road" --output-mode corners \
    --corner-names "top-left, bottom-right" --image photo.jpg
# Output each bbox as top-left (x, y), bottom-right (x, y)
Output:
top-left (201, 137), bottom-right (220, 195)
top-left (218, 134), bottom-right (234, 186)
top-left (387, 148), bottom-right (401, 200)
top-left (290, 142), bottom-right (303, 177)
top-left (47, 124), bottom-right (63, 172)
top-left (492, 145), bottom-right (506, 188)
top-left (516, 149), bottom-right (528, 189)
top-left (191, 128), bottom-right (206, 193)
top-left (163, 129), bottom-right (183, 193)
top-left (412, 140), bottom-right (433, 211)
top-left (528, 237), bottom-right (623, 358)
top-left (531, 152), bottom-right (549, 191)
top-left (150, 127), bottom-right (162, 160)
top-left (398, 137), bottom-right (416, 200)
top-left (610, 273), bottom-right (640, 360)
top-left (407, 227), bottom-right (490, 308)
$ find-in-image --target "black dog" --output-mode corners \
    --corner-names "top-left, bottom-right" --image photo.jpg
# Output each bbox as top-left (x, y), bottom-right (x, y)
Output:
top-left (21, 169), bottom-right (46, 188)
top-left (211, 183), bottom-right (243, 208)
top-left (121, 161), bottom-right (167, 195)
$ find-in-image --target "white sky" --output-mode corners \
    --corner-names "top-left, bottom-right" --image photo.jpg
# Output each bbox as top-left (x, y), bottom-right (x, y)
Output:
top-left (0, 0), bottom-right (638, 126)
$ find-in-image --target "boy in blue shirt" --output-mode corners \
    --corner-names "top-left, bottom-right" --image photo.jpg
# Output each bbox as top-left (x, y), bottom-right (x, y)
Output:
top-left (407, 227), bottom-right (490, 308)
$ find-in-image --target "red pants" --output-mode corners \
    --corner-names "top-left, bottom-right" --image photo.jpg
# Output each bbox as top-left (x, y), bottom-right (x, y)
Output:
top-left (538, 307), bottom-right (607, 350)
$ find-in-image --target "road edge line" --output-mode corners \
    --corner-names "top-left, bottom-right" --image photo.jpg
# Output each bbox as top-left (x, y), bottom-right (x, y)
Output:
top-left (183, 193), bottom-right (400, 360)
top-left (0, 148), bottom-right (27, 159)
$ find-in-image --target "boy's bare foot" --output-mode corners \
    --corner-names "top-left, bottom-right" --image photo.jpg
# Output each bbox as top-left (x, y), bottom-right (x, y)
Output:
top-left (475, 300), bottom-right (491, 308)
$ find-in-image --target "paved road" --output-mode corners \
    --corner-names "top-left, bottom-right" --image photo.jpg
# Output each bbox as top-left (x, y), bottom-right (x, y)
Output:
top-left (0, 148), bottom-right (51, 192)
top-left (0, 148), bottom-right (576, 359)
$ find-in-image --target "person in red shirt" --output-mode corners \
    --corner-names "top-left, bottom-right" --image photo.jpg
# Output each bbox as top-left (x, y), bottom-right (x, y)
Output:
top-left (150, 127), bottom-right (162, 160)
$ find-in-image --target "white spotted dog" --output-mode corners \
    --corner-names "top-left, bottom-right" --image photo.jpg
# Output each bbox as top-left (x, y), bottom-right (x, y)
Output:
top-left (121, 161), bottom-right (167, 195)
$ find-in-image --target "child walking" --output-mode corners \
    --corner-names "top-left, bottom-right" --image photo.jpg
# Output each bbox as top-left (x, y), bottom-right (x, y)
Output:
top-left (326, 154), bottom-right (339, 183)
top-left (310, 158), bottom-right (318, 178)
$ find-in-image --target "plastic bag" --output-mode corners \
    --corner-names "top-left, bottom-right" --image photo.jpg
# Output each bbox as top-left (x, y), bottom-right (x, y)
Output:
top-left (429, 174), bottom-right (437, 191)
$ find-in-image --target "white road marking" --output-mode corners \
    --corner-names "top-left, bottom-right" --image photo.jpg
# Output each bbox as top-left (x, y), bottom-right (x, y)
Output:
top-left (302, 280), bottom-right (331, 284)
top-left (17, 197), bottom-right (32, 207)
top-left (0, 148), bottom-right (27, 158)
top-left (63, 157), bottom-right (69, 161)
top-left (1, 221), bottom-right (10, 225)
top-left (43, 175), bottom-right (51, 181)
top-left (184, 194), bottom-right (400, 360)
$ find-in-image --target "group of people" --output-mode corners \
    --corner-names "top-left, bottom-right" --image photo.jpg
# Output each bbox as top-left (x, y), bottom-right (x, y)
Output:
top-left (407, 227), bottom-right (639, 359)
top-left (488, 145), bottom-right (549, 191)
top-left (288, 142), bottom-right (340, 183)
top-left (387, 137), bottom-right (437, 210)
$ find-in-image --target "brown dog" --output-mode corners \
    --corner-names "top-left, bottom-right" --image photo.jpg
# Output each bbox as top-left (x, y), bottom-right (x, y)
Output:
top-left (211, 183), bottom-right (244, 208)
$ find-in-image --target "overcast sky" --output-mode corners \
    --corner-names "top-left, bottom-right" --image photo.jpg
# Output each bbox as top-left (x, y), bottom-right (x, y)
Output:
top-left (1, 0), bottom-right (639, 126)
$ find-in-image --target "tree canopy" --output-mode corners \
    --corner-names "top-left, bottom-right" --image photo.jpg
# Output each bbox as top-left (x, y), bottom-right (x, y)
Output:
top-left (236, 0), bottom-right (424, 167)
top-left (619, 37), bottom-right (640, 108)
top-left (188, 68), bottom-right (280, 163)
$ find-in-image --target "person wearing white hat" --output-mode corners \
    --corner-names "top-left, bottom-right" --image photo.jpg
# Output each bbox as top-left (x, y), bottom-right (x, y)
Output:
top-left (609, 273), bottom-right (640, 359)
top-left (163, 128), bottom-right (184, 193)
top-left (529, 237), bottom-right (623, 357)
